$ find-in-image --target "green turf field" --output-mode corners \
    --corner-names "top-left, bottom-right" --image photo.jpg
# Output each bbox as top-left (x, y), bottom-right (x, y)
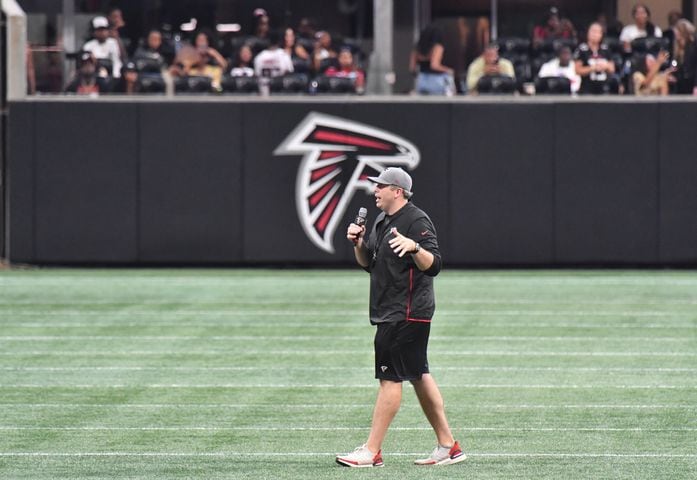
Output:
top-left (0, 269), bottom-right (696, 479)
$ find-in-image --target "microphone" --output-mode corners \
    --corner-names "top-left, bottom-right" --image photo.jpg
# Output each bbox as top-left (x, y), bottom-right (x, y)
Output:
top-left (349, 207), bottom-right (367, 246)
top-left (355, 207), bottom-right (367, 227)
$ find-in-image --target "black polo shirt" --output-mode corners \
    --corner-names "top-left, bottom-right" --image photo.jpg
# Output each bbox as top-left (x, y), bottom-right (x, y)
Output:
top-left (360, 202), bottom-right (441, 325)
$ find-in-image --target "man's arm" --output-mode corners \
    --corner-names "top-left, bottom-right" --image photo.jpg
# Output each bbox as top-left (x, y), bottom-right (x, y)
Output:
top-left (388, 228), bottom-right (434, 271)
top-left (347, 223), bottom-right (370, 268)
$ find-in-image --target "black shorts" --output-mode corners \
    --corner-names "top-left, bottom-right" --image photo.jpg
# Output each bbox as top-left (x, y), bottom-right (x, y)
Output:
top-left (374, 320), bottom-right (430, 382)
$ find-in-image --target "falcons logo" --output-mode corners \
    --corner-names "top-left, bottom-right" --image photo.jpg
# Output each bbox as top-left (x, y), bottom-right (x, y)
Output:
top-left (274, 112), bottom-right (420, 253)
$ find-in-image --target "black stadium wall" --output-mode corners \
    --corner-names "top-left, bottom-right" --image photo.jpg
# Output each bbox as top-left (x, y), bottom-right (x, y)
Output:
top-left (6, 98), bottom-right (697, 266)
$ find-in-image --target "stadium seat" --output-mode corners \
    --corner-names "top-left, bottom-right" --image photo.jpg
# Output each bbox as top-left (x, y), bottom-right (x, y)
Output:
top-left (534, 76), bottom-right (572, 94)
top-left (318, 57), bottom-right (340, 74)
top-left (292, 57), bottom-right (312, 74)
top-left (174, 75), bottom-right (213, 94)
top-left (269, 73), bottom-right (310, 93)
top-left (630, 37), bottom-right (670, 55)
top-left (137, 74), bottom-right (166, 94)
top-left (496, 37), bottom-right (530, 56)
top-left (604, 37), bottom-right (622, 56)
top-left (96, 58), bottom-right (114, 77)
top-left (221, 75), bottom-right (258, 94)
top-left (475, 75), bottom-right (516, 94)
top-left (134, 57), bottom-right (163, 74)
top-left (314, 75), bottom-right (357, 94)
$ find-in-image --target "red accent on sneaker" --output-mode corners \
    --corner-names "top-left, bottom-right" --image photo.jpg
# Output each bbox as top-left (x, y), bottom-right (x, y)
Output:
top-left (449, 442), bottom-right (464, 459)
top-left (373, 450), bottom-right (384, 466)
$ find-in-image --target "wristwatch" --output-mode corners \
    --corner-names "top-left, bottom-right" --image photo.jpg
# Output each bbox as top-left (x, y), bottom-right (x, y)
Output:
top-left (412, 242), bottom-right (421, 254)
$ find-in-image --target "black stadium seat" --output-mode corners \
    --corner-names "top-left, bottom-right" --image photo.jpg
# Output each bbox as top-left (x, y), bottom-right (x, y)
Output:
top-left (269, 73), bottom-right (310, 93)
top-left (174, 75), bottom-right (212, 94)
top-left (630, 37), bottom-right (670, 55)
top-left (221, 75), bottom-right (258, 94)
top-left (315, 75), bottom-right (357, 94)
top-left (134, 57), bottom-right (163, 74)
top-left (137, 74), bottom-right (166, 94)
top-left (476, 75), bottom-right (516, 94)
top-left (534, 76), bottom-right (572, 95)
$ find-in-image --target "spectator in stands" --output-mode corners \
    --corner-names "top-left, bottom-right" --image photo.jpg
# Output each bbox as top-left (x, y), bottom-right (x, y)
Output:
top-left (664, 10), bottom-right (683, 51)
top-left (620, 4), bottom-right (662, 53)
top-left (325, 47), bottom-right (365, 93)
top-left (111, 61), bottom-right (140, 94)
top-left (409, 25), bottom-right (455, 95)
top-left (313, 31), bottom-right (337, 73)
top-left (107, 6), bottom-right (128, 62)
top-left (297, 17), bottom-right (317, 42)
top-left (230, 44), bottom-right (255, 77)
top-left (65, 51), bottom-right (110, 95)
top-left (533, 8), bottom-right (558, 45)
top-left (671, 19), bottom-right (697, 94)
top-left (133, 29), bottom-right (170, 70)
top-left (83, 16), bottom-right (123, 78)
top-left (169, 45), bottom-right (222, 91)
top-left (532, 7), bottom-right (576, 48)
top-left (282, 27), bottom-right (311, 72)
top-left (538, 45), bottom-right (581, 93)
top-left (249, 8), bottom-right (271, 54)
top-left (194, 29), bottom-right (228, 71)
top-left (466, 44), bottom-right (515, 94)
top-left (632, 50), bottom-right (673, 95)
top-left (575, 22), bottom-right (617, 94)
top-left (254, 30), bottom-right (293, 78)
top-left (596, 13), bottom-right (623, 38)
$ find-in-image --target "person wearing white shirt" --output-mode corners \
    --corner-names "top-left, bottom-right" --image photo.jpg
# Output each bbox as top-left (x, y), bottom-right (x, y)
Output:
top-left (253, 30), bottom-right (294, 78)
top-left (620, 4), bottom-right (663, 52)
top-left (538, 45), bottom-right (582, 93)
top-left (83, 16), bottom-right (123, 78)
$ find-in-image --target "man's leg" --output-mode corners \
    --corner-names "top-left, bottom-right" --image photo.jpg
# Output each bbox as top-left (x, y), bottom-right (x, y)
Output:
top-left (365, 379), bottom-right (403, 453)
top-left (411, 373), bottom-right (455, 447)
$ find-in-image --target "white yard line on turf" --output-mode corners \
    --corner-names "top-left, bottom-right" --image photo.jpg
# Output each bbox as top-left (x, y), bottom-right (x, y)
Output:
top-left (1, 366), bottom-right (696, 373)
top-left (2, 322), bottom-right (696, 329)
top-left (1, 310), bottom-right (695, 316)
top-left (0, 452), bottom-right (696, 458)
top-left (1, 403), bottom-right (695, 409)
top-left (3, 299), bottom-right (697, 305)
top-left (0, 335), bottom-right (689, 341)
top-left (1, 384), bottom-right (696, 389)
top-left (1, 426), bottom-right (696, 432)
top-left (1, 350), bottom-right (695, 357)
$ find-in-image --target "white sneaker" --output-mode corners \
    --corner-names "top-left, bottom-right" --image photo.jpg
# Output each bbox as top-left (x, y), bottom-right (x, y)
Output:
top-left (336, 444), bottom-right (384, 467)
top-left (414, 441), bottom-right (466, 466)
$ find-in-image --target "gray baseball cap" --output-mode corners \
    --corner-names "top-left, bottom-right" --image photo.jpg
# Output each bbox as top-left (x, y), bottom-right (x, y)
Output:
top-left (367, 167), bottom-right (413, 197)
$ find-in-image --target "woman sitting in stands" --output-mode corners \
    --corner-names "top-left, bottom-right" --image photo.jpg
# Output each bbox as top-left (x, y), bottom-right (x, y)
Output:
top-left (229, 44), bottom-right (255, 77)
top-left (325, 47), bottom-right (365, 93)
top-left (409, 25), bottom-right (455, 95)
top-left (282, 27), bottom-right (310, 72)
top-left (632, 50), bottom-right (674, 95)
top-left (620, 4), bottom-right (662, 52)
top-left (574, 22), bottom-right (617, 94)
top-left (671, 19), bottom-right (697, 94)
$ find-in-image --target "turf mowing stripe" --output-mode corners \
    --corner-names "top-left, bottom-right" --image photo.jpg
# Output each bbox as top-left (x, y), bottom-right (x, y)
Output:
top-left (1, 350), bottom-right (695, 357)
top-left (2, 426), bottom-right (696, 432)
top-left (4, 299), bottom-right (697, 305)
top-left (2, 366), bottom-right (696, 373)
top-left (3, 403), bottom-right (695, 409)
top-left (2, 310), bottom-right (695, 316)
top-left (1, 452), bottom-right (696, 458)
top-left (3, 322), bottom-right (696, 329)
top-left (2, 384), bottom-right (696, 389)
top-left (0, 335), bottom-right (690, 341)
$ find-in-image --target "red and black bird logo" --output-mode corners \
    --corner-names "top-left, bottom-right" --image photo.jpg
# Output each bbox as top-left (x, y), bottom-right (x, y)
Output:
top-left (275, 112), bottom-right (420, 253)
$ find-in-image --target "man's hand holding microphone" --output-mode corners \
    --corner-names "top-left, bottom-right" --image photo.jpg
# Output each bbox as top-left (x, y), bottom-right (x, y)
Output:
top-left (347, 207), bottom-right (367, 247)
top-left (347, 208), bottom-right (370, 267)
